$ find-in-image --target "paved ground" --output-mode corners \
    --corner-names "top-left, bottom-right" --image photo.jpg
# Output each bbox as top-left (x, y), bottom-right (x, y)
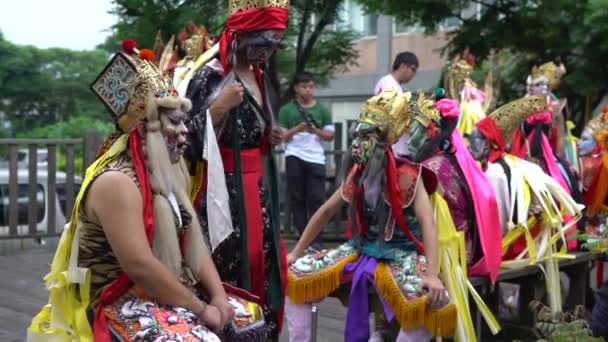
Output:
top-left (0, 239), bottom-right (347, 342)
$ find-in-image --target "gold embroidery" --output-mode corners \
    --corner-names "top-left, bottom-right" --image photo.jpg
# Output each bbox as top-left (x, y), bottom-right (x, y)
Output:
top-left (229, 0), bottom-right (289, 15)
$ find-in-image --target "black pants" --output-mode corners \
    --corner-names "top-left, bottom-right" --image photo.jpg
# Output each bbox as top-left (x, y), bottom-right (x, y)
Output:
top-left (592, 280), bottom-right (608, 338)
top-left (285, 156), bottom-right (326, 247)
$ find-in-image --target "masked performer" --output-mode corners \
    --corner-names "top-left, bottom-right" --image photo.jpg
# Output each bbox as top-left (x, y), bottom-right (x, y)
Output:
top-left (469, 95), bottom-right (583, 315)
top-left (511, 62), bottom-right (582, 250)
top-left (408, 90), bottom-right (501, 282)
top-left (181, 0), bottom-right (289, 340)
top-left (284, 89), bottom-right (456, 342)
top-left (25, 40), bottom-right (277, 341)
top-left (444, 49), bottom-right (496, 137)
top-left (397, 92), bottom-right (504, 341)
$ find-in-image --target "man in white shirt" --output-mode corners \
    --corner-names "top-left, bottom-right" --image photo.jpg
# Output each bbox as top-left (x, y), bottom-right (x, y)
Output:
top-left (374, 52), bottom-right (419, 157)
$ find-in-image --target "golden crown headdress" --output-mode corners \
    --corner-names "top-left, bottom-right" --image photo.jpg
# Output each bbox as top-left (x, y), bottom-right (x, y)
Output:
top-left (178, 24), bottom-right (212, 61)
top-left (359, 89), bottom-right (440, 144)
top-left (445, 60), bottom-right (475, 100)
top-left (229, 0), bottom-right (289, 15)
top-left (91, 39), bottom-right (178, 132)
top-left (530, 61), bottom-right (566, 91)
top-left (487, 95), bottom-right (547, 142)
top-left (586, 107), bottom-right (608, 140)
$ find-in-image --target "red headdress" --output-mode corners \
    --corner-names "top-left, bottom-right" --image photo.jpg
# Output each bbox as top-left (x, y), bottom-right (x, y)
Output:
top-left (219, 0), bottom-right (289, 75)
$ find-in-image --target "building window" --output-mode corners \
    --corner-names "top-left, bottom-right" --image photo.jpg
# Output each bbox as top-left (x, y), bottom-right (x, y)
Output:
top-left (440, 16), bottom-right (461, 30)
top-left (394, 21), bottom-right (425, 34)
top-left (336, 0), bottom-right (378, 37)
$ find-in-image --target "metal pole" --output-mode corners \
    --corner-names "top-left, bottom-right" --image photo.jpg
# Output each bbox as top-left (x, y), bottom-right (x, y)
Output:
top-left (310, 304), bottom-right (318, 342)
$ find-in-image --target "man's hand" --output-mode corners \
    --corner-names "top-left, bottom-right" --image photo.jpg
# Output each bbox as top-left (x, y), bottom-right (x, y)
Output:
top-left (208, 82), bottom-right (244, 119)
top-left (417, 275), bottom-right (447, 308)
top-left (198, 304), bottom-right (223, 332)
top-left (286, 250), bottom-right (300, 265)
top-left (270, 126), bottom-right (283, 145)
top-left (210, 296), bottom-right (235, 328)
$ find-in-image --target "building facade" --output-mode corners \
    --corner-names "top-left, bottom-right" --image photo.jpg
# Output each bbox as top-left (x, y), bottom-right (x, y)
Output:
top-left (317, 1), bottom-right (475, 150)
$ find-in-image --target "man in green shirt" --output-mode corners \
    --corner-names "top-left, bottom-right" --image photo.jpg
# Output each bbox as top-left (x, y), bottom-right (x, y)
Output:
top-left (279, 72), bottom-right (334, 251)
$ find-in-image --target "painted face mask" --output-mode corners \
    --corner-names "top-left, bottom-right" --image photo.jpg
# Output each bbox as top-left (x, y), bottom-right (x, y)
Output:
top-left (407, 120), bottom-right (428, 157)
top-left (467, 127), bottom-right (490, 161)
top-left (578, 131), bottom-right (597, 156)
top-left (238, 30), bottom-right (285, 64)
top-left (351, 122), bottom-right (381, 165)
top-left (526, 76), bottom-right (549, 96)
top-left (159, 107), bottom-right (189, 163)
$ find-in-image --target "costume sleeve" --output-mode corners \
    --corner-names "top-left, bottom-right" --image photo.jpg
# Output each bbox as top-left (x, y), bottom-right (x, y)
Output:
top-left (184, 66), bottom-right (223, 161)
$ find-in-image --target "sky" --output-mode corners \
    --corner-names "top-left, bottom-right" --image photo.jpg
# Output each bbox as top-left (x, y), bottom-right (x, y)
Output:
top-left (0, 0), bottom-right (116, 50)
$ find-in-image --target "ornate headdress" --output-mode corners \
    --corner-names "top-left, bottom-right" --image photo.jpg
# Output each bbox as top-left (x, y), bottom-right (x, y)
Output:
top-left (91, 39), bottom-right (180, 132)
top-left (358, 89), bottom-right (438, 144)
top-left (178, 23), bottom-right (212, 62)
top-left (529, 61), bottom-right (566, 91)
top-left (229, 0), bottom-right (289, 14)
top-left (444, 51), bottom-right (476, 100)
top-left (587, 106), bottom-right (608, 141)
top-left (219, 0), bottom-right (289, 73)
top-left (475, 95), bottom-right (547, 163)
top-left (487, 95), bottom-right (547, 142)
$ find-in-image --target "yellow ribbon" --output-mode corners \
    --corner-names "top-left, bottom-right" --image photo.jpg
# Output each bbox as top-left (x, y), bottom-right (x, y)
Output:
top-left (432, 193), bottom-right (501, 341)
top-left (27, 135), bottom-right (129, 342)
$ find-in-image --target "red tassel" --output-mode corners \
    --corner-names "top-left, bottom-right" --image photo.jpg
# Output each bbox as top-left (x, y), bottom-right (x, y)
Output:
top-left (139, 49), bottom-right (156, 62)
top-left (122, 39), bottom-right (137, 54)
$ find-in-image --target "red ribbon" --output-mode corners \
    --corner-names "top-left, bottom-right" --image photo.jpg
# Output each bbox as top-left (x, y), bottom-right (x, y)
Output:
top-left (218, 7), bottom-right (288, 75)
top-left (475, 117), bottom-right (506, 164)
top-left (94, 128), bottom-right (155, 341)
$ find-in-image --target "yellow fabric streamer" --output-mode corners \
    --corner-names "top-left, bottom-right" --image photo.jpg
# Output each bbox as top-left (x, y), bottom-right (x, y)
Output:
top-left (431, 193), bottom-right (501, 341)
top-left (27, 134), bottom-right (129, 342)
top-left (457, 99), bottom-right (486, 137)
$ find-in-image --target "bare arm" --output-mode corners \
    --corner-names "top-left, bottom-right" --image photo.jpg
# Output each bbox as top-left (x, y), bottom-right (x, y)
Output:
top-left (412, 182), bottom-right (446, 307)
top-left (196, 253), bottom-right (227, 300)
top-left (288, 188), bottom-right (346, 261)
top-left (88, 172), bottom-right (211, 319)
top-left (413, 183), bottom-right (439, 278)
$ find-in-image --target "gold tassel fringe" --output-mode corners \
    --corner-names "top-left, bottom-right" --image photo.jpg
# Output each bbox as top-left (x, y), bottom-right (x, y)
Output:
top-left (374, 263), bottom-right (457, 337)
top-left (287, 254), bottom-right (359, 304)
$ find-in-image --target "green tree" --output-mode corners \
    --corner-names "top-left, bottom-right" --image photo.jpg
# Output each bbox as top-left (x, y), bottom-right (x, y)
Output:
top-left (99, 0), bottom-right (226, 52)
top-left (101, 0), bottom-right (359, 104)
top-left (268, 0), bottom-right (360, 103)
top-left (356, 0), bottom-right (608, 129)
top-left (0, 32), bottom-right (110, 134)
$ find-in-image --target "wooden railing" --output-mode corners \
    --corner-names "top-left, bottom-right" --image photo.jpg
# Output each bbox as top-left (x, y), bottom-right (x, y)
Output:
top-left (0, 121), bottom-right (353, 241)
top-left (0, 132), bottom-right (102, 240)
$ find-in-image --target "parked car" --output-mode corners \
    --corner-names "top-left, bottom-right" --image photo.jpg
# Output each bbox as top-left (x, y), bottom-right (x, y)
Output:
top-left (17, 148), bottom-right (49, 168)
top-left (0, 169), bottom-right (81, 238)
top-left (0, 148), bottom-right (48, 169)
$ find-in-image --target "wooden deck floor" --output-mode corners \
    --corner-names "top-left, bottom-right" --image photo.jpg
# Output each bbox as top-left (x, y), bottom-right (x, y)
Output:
top-left (0, 242), bottom-right (347, 342)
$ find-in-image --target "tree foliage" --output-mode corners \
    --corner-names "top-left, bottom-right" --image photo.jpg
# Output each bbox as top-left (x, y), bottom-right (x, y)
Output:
top-left (102, 0), bottom-right (359, 103)
top-left (0, 32), bottom-right (110, 136)
top-left (356, 0), bottom-right (608, 128)
top-left (268, 0), bottom-right (360, 103)
top-left (99, 0), bottom-right (226, 52)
